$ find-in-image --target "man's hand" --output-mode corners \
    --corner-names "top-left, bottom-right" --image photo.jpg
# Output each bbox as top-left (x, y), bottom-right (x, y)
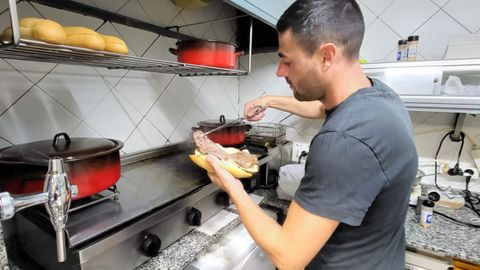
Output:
top-left (244, 96), bottom-right (269, 121)
top-left (206, 155), bottom-right (244, 193)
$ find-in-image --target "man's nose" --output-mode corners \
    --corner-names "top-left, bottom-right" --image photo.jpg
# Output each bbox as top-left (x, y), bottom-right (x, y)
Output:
top-left (276, 63), bottom-right (286, 77)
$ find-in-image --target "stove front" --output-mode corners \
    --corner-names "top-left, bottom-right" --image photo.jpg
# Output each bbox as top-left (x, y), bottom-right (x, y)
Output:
top-left (2, 143), bottom-right (226, 270)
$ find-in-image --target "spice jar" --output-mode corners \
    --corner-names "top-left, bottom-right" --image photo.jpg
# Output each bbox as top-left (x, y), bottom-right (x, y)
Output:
top-left (420, 199), bottom-right (434, 228)
top-left (407, 35), bottom-right (419, 61)
top-left (396, 39), bottom-right (408, 61)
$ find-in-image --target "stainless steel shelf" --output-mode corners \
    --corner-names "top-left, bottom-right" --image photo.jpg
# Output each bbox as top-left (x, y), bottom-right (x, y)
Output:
top-left (0, 39), bottom-right (248, 77)
top-left (362, 58), bottom-right (480, 70)
top-left (400, 95), bottom-right (480, 114)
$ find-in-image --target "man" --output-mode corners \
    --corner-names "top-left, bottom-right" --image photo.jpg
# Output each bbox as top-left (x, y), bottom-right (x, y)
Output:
top-left (206, 0), bottom-right (418, 269)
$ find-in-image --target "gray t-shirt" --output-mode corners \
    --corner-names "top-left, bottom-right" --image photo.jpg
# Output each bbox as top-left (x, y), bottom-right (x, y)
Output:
top-left (294, 78), bottom-right (418, 270)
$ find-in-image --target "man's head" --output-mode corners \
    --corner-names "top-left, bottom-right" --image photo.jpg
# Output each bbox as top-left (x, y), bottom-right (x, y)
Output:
top-left (275, 0), bottom-right (365, 101)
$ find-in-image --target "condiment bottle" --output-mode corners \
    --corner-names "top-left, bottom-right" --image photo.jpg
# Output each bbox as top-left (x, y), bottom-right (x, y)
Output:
top-left (396, 39), bottom-right (408, 61)
top-left (420, 199), bottom-right (434, 228)
top-left (407, 35), bottom-right (419, 61)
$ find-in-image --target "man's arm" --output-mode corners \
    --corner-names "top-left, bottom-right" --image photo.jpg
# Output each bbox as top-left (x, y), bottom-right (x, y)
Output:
top-left (244, 96), bottom-right (326, 121)
top-left (207, 157), bottom-right (339, 270)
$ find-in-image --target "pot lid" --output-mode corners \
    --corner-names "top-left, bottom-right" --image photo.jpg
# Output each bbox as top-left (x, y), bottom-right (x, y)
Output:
top-left (197, 115), bottom-right (248, 128)
top-left (0, 133), bottom-right (123, 166)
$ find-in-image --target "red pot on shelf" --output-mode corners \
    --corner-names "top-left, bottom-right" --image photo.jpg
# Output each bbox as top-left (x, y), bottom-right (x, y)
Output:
top-left (169, 40), bottom-right (243, 69)
top-left (0, 133), bottom-right (123, 200)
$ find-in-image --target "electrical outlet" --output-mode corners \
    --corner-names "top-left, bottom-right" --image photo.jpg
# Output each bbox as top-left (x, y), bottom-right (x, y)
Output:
top-left (292, 142), bottom-right (310, 162)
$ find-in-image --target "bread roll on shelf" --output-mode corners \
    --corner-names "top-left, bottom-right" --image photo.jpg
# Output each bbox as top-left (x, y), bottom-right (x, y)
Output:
top-left (31, 19), bottom-right (67, 44)
top-left (1, 17), bottom-right (66, 44)
top-left (64, 26), bottom-right (106, 51)
top-left (101, 35), bottom-right (128, 54)
top-left (2, 18), bottom-right (129, 55)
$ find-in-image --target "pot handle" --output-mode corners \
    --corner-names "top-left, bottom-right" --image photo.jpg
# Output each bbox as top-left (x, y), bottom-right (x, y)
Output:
top-left (52, 133), bottom-right (71, 150)
top-left (234, 51), bottom-right (244, 57)
top-left (219, 115), bottom-right (226, 124)
top-left (169, 48), bottom-right (178, 55)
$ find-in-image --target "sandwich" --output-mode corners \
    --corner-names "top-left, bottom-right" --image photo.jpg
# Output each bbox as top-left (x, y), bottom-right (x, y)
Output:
top-left (189, 130), bottom-right (259, 178)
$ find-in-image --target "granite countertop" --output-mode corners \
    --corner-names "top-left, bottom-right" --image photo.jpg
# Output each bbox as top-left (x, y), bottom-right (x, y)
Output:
top-left (253, 187), bottom-right (480, 264)
top-left (1, 186), bottom-right (479, 269)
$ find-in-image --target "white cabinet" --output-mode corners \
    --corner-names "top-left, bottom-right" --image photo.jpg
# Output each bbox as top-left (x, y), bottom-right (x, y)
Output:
top-left (224, 0), bottom-right (295, 27)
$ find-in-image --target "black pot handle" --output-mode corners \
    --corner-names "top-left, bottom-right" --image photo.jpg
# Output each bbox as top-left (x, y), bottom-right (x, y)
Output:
top-left (219, 115), bottom-right (226, 124)
top-left (52, 133), bottom-right (71, 150)
top-left (169, 48), bottom-right (178, 55)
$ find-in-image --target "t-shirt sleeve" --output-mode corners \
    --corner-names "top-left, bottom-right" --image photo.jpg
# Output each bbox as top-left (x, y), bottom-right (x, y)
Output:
top-left (293, 131), bottom-right (387, 226)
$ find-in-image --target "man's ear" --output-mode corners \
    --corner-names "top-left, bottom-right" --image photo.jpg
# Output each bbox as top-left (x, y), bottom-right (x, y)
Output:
top-left (316, 43), bottom-right (337, 69)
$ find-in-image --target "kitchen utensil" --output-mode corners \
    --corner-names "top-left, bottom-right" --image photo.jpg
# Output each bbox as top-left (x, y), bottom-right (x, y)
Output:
top-left (169, 40), bottom-right (243, 69)
top-left (0, 132), bottom-right (123, 200)
top-left (203, 106), bottom-right (264, 137)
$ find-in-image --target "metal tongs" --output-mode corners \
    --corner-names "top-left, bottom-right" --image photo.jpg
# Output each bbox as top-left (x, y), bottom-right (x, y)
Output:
top-left (203, 105), bottom-right (264, 137)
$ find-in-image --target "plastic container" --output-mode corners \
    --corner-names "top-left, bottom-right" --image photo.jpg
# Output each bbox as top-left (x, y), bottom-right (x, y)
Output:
top-left (420, 199), bottom-right (434, 228)
top-left (407, 35), bottom-right (419, 61)
top-left (396, 39), bottom-right (408, 61)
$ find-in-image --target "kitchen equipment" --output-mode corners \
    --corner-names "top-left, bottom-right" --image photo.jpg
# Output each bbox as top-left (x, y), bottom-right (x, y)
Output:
top-left (0, 132), bottom-right (123, 200)
top-left (410, 170), bottom-right (425, 205)
top-left (0, 158), bottom-right (77, 263)
top-left (2, 142), bottom-right (226, 270)
top-left (246, 123), bottom-right (286, 148)
top-left (242, 141), bottom-right (292, 192)
top-left (169, 40), bottom-right (243, 69)
top-left (197, 115), bottom-right (251, 146)
top-left (172, 0), bottom-right (212, 9)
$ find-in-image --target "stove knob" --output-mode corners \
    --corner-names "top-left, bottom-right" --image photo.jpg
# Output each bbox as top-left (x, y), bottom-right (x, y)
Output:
top-left (187, 207), bottom-right (202, 226)
top-left (141, 233), bottom-right (161, 257)
top-left (216, 192), bottom-right (230, 207)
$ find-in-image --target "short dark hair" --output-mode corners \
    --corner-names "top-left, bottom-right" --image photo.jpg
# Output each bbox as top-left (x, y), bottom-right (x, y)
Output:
top-left (276, 0), bottom-right (365, 60)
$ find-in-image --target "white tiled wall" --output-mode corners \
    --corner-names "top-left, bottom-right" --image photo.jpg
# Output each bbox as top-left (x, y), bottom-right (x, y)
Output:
top-left (0, 0), bottom-right (239, 155)
top-left (239, 0), bottom-right (480, 169)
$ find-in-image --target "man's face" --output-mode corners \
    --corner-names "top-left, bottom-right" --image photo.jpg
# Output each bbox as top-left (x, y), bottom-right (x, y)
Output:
top-left (276, 30), bottom-right (326, 101)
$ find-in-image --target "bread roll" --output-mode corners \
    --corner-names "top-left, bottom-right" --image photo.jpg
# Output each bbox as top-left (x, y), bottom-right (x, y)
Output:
top-left (189, 154), bottom-right (254, 178)
top-left (1, 26), bottom-right (33, 42)
top-left (102, 35), bottom-right (128, 54)
top-left (1, 17), bottom-right (66, 44)
top-left (30, 19), bottom-right (67, 44)
top-left (63, 26), bottom-right (97, 36)
top-left (63, 26), bottom-right (105, 50)
top-left (19, 17), bottom-right (43, 28)
top-left (64, 34), bottom-right (106, 51)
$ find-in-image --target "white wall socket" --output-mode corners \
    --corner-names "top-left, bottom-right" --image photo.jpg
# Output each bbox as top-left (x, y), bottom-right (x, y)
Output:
top-left (292, 142), bottom-right (310, 162)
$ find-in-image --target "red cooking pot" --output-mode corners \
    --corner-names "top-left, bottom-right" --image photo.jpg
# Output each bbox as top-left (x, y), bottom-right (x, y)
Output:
top-left (0, 133), bottom-right (123, 200)
top-left (169, 40), bottom-right (243, 69)
top-left (197, 115), bottom-right (251, 146)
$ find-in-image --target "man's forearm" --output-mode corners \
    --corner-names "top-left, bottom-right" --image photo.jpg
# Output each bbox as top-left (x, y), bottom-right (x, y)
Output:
top-left (264, 96), bottom-right (325, 119)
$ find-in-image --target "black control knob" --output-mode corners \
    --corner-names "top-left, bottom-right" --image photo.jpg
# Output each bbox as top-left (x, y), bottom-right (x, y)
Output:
top-left (141, 233), bottom-right (161, 257)
top-left (187, 207), bottom-right (202, 226)
top-left (216, 192), bottom-right (230, 207)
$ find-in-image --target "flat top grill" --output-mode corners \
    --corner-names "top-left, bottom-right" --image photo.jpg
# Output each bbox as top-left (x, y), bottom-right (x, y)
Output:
top-left (31, 145), bottom-right (210, 247)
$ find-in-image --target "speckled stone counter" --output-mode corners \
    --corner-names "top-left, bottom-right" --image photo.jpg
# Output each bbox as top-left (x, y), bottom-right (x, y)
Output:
top-left (253, 187), bottom-right (480, 264)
